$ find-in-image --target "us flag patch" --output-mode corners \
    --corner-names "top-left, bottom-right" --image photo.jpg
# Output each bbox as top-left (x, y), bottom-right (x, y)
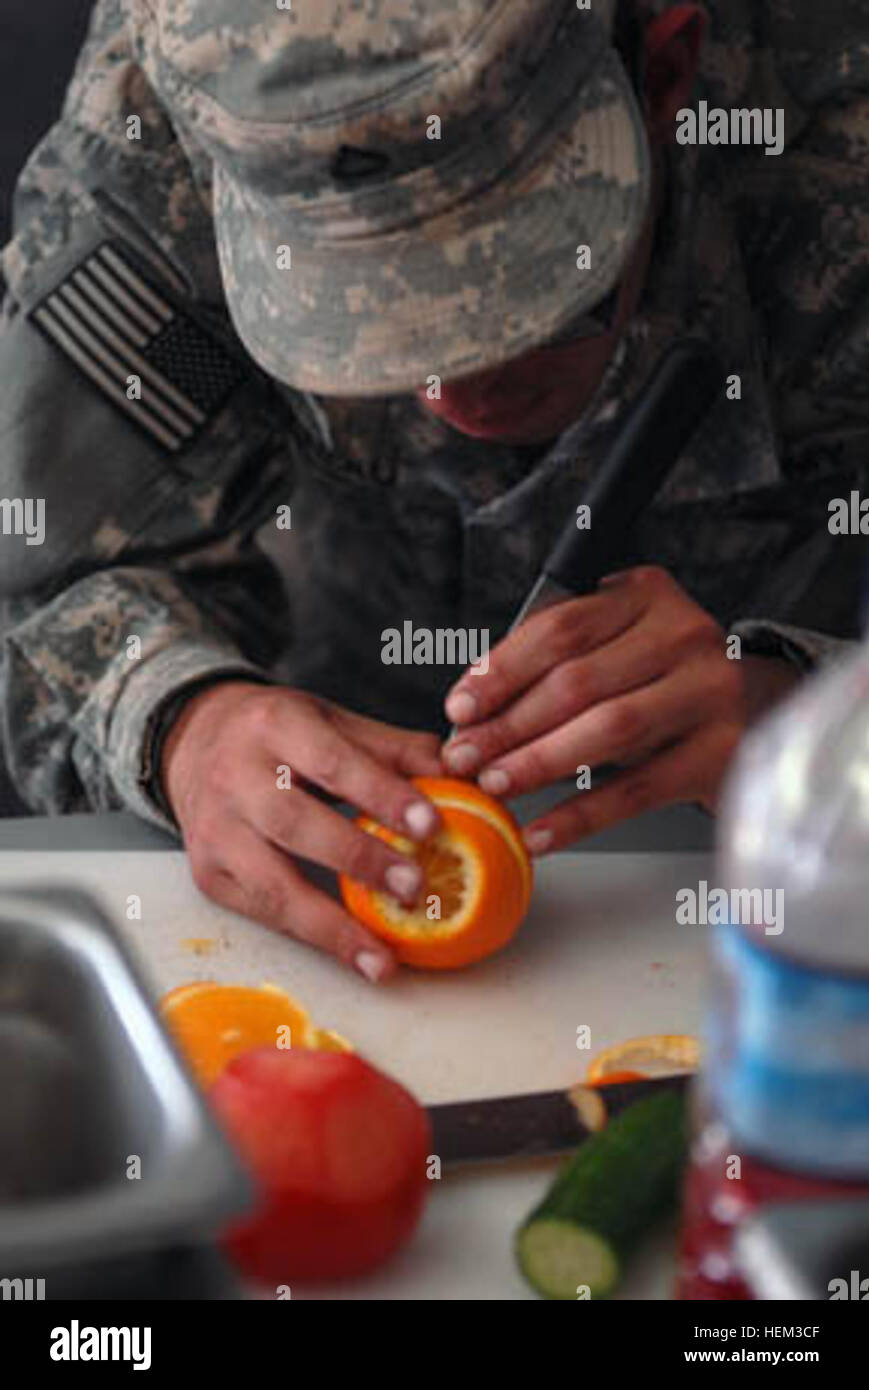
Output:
top-left (31, 242), bottom-right (246, 452)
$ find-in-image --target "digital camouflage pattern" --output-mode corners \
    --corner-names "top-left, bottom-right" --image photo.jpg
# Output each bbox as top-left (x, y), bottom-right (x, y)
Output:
top-left (134, 0), bottom-right (650, 395)
top-left (0, 0), bottom-right (868, 829)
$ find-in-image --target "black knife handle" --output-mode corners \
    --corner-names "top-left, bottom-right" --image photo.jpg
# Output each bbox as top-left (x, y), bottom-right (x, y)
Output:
top-left (545, 339), bottom-right (721, 594)
top-left (428, 1073), bottom-right (692, 1166)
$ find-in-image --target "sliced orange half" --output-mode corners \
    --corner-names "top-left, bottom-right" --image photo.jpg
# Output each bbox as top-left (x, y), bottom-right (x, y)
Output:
top-left (412, 776), bottom-right (534, 900)
top-left (339, 776), bottom-right (533, 970)
top-left (584, 1034), bottom-right (700, 1084)
top-left (161, 979), bottom-right (220, 1011)
top-left (161, 981), bottom-right (320, 1088)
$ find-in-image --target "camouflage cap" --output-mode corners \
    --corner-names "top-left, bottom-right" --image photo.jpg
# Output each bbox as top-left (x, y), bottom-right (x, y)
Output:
top-left (142, 0), bottom-right (651, 396)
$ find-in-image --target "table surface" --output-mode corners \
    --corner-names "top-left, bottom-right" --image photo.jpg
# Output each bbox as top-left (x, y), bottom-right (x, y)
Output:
top-left (0, 798), bottom-right (714, 1301)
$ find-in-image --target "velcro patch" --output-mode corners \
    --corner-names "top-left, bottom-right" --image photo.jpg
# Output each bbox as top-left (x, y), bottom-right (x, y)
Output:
top-left (30, 242), bottom-right (246, 453)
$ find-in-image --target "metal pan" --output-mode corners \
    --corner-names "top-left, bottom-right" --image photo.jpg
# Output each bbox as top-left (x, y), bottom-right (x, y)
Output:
top-left (0, 886), bottom-right (252, 1278)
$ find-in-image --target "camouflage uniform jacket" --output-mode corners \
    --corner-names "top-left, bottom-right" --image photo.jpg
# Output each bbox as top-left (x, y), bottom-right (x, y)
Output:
top-left (1, 0), bottom-right (869, 832)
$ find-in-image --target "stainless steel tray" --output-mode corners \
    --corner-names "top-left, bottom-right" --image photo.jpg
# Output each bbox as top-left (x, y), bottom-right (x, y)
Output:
top-left (0, 886), bottom-right (252, 1274)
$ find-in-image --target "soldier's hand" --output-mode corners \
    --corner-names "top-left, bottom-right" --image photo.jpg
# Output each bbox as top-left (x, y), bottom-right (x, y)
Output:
top-left (160, 682), bottom-right (443, 980)
top-left (441, 566), bottom-right (799, 852)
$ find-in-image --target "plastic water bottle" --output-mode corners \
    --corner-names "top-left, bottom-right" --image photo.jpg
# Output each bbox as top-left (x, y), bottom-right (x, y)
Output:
top-left (677, 644), bottom-right (869, 1299)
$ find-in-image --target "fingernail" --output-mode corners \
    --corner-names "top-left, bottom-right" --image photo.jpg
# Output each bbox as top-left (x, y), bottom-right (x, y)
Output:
top-left (445, 689), bottom-right (478, 724)
top-left (404, 800), bottom-right (439, 840)
top-left (479, 768), bottom-right (511, 796)
top-left (523, 827), bottom-right (554, 856)
top-left (385, 862), bottom-right (422, 901)
top-left (355, 950), bottom-right (390, 983)
top-left (443, 742), bottom-right (481, 775)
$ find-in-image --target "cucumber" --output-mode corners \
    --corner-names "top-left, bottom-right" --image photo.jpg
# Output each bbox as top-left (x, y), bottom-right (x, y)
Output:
top-left (515, 1089), bottom-right (688, 1299)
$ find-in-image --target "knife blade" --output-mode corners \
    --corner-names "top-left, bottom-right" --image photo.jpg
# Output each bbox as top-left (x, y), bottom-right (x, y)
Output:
top-left (427, 1072), bottom-right (691, 1166)
top-left (506, 571), bottom-right (577, 632)
top-left (447, 339), bottom-right (722, 738)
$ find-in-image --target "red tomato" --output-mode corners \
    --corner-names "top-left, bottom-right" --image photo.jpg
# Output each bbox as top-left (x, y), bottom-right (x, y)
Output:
top-left (211, 1049), bottom-right (432, 1282)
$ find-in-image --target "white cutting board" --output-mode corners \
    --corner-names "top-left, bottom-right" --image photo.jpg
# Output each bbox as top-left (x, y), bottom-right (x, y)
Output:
top-left (0, 848), bottom-right (712, 1300)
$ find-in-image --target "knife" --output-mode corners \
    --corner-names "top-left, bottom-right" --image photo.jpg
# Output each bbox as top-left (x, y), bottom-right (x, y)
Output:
top-left (427, 1072), bottom-right (691, 1166)
top-left (448, 339), bottom-right (722, 737)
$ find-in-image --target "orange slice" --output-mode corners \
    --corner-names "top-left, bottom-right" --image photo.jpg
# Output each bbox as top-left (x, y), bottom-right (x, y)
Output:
top-left (411, 776), bottom-right (534, 899)
top-left (586, 1070), bottom-right (645, 1088)
top-left (584, 1034), bottom-right (700, 1084)
top-left (161, 979), bottom-right (219, 1011)
top-left (312, 1027), bottom-right (354, 1053)
top-left (339, 776), bottom-right (533, 969)
top-left (162, 981), bottom-right (321, 1088)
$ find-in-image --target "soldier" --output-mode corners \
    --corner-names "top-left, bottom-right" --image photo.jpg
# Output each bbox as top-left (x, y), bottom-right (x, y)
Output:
top-left (1, 0), bottom-right (867, 979)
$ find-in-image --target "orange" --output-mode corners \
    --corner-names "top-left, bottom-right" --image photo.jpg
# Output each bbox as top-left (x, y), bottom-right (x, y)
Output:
top-left (311, 1027), bottom-right (354, 1053)
top-left (339, 776), bottom-right (533, 970)
top-left (161, 981), bottom-right (350, 1088)
top-left (584, 1035), bottom-right (700, 1084)
top-left (412, 777), bottom-right (533, 898)
top-left (586, 1070), bottom-right (645, 1088)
